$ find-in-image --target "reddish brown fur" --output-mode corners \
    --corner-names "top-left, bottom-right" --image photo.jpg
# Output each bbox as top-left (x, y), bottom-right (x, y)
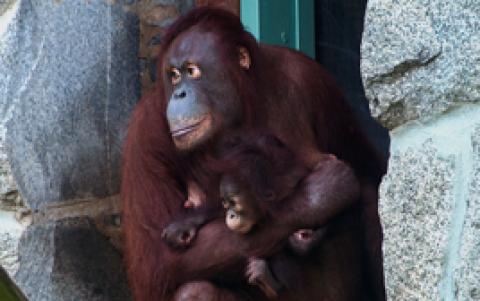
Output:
top-left (218, 134), bottom-right (362, 297)
top-left (122, 7), bottom-right (387, 301)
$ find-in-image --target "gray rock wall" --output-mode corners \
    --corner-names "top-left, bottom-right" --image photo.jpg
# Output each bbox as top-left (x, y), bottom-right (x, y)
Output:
top-left (16, 218), bottom-right (130, 301)
top-left (0, 0), bottom-right (190, 300)
top-left (4, 0), bottom-right (139, 209)
top-left (0, 0), bottom-right (27, 280)
top-left (0, 0), bottom-right (140, 298)
top-left (362, 1), bottom-right (480, 300)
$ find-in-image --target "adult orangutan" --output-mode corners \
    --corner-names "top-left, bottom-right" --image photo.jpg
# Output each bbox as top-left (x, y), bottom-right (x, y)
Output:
top-left (122, 7), bottom-right (387, 301)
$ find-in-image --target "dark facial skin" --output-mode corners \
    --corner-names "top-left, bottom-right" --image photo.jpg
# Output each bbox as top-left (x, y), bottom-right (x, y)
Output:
top-left (163, 29), bottom-right (246, 150)
top-left (220, 174), bottom-right (262, 234)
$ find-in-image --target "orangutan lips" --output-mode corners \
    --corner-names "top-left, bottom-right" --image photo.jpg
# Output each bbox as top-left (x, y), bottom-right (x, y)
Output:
top-left (170, 115), bottom-right (208, 138)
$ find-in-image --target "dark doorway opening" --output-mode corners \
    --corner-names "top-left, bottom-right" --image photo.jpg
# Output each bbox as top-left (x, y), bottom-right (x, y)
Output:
top-left (315, 0), bottom-right (390, 160)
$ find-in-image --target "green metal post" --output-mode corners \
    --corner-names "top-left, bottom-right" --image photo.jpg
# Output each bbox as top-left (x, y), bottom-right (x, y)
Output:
top-left (294, 0), bottom-right (315, 58)
top-left (240, 0), bottom-right (260, 40)
top-left (240, 0), bottom-right (315, 59)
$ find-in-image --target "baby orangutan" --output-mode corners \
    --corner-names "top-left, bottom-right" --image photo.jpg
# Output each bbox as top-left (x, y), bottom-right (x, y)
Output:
top-left (218, 135), bottom-right (333, 298)
top-left (220, 171), bottom-right (329, 298)
top-left (183, 134), bottom-right (360, 299)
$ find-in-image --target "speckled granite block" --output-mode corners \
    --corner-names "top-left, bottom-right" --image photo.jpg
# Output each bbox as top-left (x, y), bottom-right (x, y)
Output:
top-left (15, 218), bottom-right (131, 301)
top-left (379, 141), bottom-right (454, 300)
top-left (0, 0), bottom-right (139, 209)
top-left (454, 125), bottom-right (480, 301)
top-left (362, 0), bottom-right (480, 299)
top-left (0, 211), bottom-right (23, 275)
top-left (362, 0), bottom-right (480, 129)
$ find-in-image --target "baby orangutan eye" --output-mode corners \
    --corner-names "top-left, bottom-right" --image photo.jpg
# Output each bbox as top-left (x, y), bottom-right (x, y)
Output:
top-left (186, 63), bottom-right (201, 79)
top-left (169, 68), bottom-right (181, 85)
top-left (222, 195), bottom-right (236, 209)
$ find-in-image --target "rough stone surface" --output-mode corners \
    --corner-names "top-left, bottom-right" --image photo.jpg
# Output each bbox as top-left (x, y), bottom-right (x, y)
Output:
top-left (0, 211), bottom-right (24, 276)
top-left (455, 125), bottom-right (480, 300)
top-left (1, 0), bottom-right (139, 210)
top-left (362, 0), bottom-right (480, 129)
top-left (362, 1), bottom-right (480, 300)
top-left (0, 0), bottom-right (15, 17)
top-left (376, 106), bottom-right (480, 300)
top-left (15, 218), bottom-right (131, 301)
top-left (379, 141), bottom-right (454, 300)
top-left (0, 0), bottom-right (142, 298)
top-left (0, 135), bottom-right (22, 209)
top-left (132, 0), bottom-right (195, 92)
top-left (0, 0), bottom-right (22, 209)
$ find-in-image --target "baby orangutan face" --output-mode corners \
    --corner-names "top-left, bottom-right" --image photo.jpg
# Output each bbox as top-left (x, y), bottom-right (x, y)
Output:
top-left (220, 174), bottom-right (262, 234)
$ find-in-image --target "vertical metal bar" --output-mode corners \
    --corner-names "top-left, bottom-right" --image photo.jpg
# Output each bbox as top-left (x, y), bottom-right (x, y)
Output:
top-left (241, 0), bottom-right (315, 58)
top-left (240, 0), bottom-right (260, 40)
top-left (294, 0), bottom-right (315, 58)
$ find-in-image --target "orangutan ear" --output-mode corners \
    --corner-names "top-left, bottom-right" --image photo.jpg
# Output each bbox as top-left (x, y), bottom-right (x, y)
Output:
top-left (238, 47), bottom-right (251, 70)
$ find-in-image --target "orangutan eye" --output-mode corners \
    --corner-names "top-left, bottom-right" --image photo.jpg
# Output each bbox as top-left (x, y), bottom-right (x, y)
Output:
top-left (169, 68), bottom-right (181, 85)
top-left (222, 194), bottom-right (238, 209)
top-left (186, 63), bottom-right (202, 79)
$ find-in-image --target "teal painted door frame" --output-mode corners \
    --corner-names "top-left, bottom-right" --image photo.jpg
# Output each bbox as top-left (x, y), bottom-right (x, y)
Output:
top-left (240, 0), bottom-right (315, 58)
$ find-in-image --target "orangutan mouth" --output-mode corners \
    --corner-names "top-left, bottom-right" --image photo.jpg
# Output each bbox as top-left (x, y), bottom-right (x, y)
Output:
top-left (170, 115), bottom-right (211, 140)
